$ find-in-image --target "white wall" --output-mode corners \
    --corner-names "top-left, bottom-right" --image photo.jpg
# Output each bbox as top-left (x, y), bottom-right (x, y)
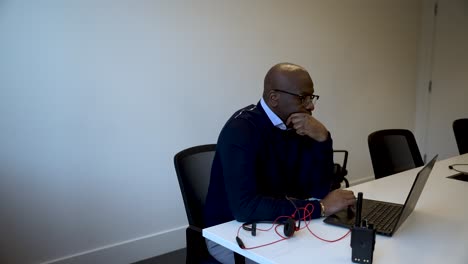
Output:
top-left (415, 0), bottom-right (468, 161)
top-left (0, 1), bottom-right (422, 263)
top-left (414, 0), bottom-right (438, 158)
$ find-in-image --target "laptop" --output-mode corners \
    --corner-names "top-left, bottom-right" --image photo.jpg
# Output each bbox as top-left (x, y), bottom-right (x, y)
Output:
top-left (323, 155), bottom-right (438, 236)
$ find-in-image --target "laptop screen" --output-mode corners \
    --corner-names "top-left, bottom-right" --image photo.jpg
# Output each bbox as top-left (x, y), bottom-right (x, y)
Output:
top-left (393, 155), bottom-right (438, 232)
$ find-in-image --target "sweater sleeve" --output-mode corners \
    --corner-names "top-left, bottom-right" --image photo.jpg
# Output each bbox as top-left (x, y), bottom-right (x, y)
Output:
top-left (218, 118), bottom-right (324, 222)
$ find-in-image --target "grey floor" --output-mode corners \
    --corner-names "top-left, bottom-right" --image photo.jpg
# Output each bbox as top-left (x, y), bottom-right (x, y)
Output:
top-left (132, 248), bottom-right (186, 264)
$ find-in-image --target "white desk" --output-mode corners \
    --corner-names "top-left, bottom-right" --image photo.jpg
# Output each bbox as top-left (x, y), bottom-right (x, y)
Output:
top-left (203, 154), bottom-right (468, 264)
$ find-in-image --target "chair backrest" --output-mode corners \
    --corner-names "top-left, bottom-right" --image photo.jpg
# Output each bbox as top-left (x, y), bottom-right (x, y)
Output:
top-left (453, 118), bottom-right (468, 155)
top-left (174, 144), bottom-right (216, 228)
top-left (331, 150), bottom-right (349, 190)
top-left (368, 129), bottom-right (424, 179)
top-left (174, 144), bottom-right (246, 264)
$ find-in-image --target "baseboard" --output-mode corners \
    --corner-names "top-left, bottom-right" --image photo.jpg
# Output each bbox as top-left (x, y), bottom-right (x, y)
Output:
top-left (42, 225), bottom-right (187, 264)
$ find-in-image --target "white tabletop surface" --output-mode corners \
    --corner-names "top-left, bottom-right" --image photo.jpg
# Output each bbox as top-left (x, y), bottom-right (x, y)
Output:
top-left (203, 154), bottom-right (468, 264)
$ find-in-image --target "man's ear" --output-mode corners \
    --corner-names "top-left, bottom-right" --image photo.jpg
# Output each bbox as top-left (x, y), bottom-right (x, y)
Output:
top-left (269, 91), bottom-right (279, 107)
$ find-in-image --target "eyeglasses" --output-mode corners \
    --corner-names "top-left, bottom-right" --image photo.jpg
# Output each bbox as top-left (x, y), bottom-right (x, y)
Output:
top-left (273, 89), bottom-right (320, 106)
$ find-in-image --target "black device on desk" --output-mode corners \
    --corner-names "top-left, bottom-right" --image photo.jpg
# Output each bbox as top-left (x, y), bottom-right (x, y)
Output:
top-left (350, 192), bottom-right (376, 264)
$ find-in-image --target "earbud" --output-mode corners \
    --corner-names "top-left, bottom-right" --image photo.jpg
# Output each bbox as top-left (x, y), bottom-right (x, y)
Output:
top-left (242, 222), bottom-right (257, 236)
top-left (283, 217), bottom-right (297, 237)
top-left (236, 236), bottom-right (245, 249)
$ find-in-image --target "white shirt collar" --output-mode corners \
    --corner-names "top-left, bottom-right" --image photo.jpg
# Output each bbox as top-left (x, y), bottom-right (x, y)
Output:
top-left (260, 98), bottom-right (287, 130)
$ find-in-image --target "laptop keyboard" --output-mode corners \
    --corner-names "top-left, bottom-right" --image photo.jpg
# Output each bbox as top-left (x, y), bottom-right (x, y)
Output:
top-left (363, 203), bottom-right (402, 233)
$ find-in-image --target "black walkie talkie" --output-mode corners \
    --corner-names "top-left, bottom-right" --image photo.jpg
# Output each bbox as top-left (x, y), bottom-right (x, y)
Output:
top-left (350, 192), bottom-right (376, 264)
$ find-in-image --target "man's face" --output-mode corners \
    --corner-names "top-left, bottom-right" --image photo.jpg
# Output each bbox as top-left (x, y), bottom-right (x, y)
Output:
top-left (273, 71), bottom-right (315, 123)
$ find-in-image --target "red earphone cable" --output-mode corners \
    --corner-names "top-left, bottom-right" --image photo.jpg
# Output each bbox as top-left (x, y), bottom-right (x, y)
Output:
top-left (236, 202), bottom-right (350, 250)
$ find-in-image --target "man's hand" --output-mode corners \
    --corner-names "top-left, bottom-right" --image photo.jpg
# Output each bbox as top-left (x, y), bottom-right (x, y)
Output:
top-left (286, 113), bottom-right (328, 141)
top-left (320, 189), bottom-right (356, 216)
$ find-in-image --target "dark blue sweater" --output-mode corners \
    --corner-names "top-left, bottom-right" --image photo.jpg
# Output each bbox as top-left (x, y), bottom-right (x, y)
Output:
top-left (204, 102), bottom-right (334, 228)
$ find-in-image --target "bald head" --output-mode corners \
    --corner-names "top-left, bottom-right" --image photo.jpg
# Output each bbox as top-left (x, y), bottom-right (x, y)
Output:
top-left (263, 63), bottom-right (313, 99)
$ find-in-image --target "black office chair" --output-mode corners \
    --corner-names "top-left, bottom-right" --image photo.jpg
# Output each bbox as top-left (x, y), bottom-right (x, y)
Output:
top-left (368, 129), bottom-right (424, 179)
top-left (174, 144), bottom-right (245, 264)
top-left (453, 118), bottom-right (468, 155)
top-left (330, 150), bottom-right (349, 190)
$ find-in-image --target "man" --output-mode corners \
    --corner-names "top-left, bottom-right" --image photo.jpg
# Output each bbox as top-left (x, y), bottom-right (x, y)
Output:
top-left (204, 63), bottom-right (355, 263)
